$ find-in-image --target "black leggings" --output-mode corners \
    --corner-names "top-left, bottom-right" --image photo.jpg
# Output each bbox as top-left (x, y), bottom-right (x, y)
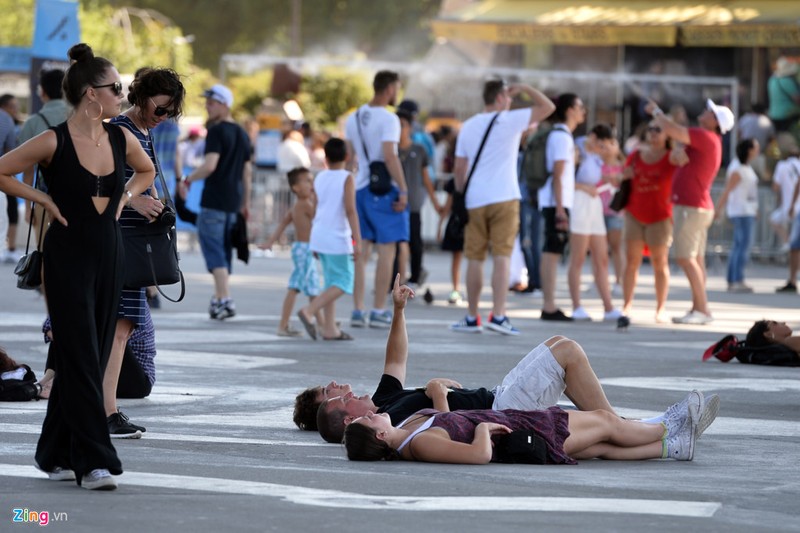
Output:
top-left (5, 193), bottom-right (18, 225)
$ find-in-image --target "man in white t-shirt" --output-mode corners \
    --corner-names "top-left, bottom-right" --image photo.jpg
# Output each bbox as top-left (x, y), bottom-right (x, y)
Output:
top-left (450, 80), bottom-right (555, 335)
top-left (770, 151), bottom-right (800, 253)
top-left (538, 93), bottom-right (586, 321)
top-left (775, 142), bottom-right (800, 293)
top-left (344, 71), bottom-right (409, 329)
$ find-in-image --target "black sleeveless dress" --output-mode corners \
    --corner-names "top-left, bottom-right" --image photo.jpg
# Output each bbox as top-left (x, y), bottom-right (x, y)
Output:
top-left (34, 122), bottom-right (126, 480)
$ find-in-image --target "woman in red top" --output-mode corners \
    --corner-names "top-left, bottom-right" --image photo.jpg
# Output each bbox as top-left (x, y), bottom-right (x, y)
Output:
top-left (620, 121), bottom-right (676, 324)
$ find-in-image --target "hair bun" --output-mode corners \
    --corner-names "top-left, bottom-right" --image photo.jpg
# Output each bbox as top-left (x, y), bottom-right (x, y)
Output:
top-left (67, 43), bottom-right (94, 64)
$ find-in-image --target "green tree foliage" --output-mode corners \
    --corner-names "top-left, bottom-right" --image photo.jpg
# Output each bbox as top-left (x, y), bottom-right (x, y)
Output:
top-left (296, 68), bottom-right (372, 128)
top-left (108, 0), bottom-right (442, 70)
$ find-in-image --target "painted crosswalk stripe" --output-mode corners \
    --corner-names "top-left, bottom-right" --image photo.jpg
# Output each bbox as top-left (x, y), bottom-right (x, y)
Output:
top-left (0, 464), bottom-right (720, 517)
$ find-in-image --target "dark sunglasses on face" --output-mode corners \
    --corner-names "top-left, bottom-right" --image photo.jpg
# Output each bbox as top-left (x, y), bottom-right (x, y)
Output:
top-left (93, 81), bottom-right (123, 97)
top-left (647, 126), bottom-right (662, 133)
top-left (149, 97), bottom-right (175, 118)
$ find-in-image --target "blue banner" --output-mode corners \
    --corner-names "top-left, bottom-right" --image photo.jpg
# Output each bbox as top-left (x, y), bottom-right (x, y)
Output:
top-left (0, 47), bottom-right (32, 73)
top-left (32, 0), bottom-right (81, 60)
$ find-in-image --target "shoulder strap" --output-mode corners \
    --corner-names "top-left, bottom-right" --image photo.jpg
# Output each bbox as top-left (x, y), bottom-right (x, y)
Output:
top-left (147, 130), bottom-right (174, 208)
top-left (36, 112), bottom-right (52, 128)
top-left (464, 112), bottom-right (500, 195)
top-left (354, 109), bottom-right (372, 163)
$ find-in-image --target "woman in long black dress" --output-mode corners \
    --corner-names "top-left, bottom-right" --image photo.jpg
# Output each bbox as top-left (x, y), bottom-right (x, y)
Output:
top-left (0, 43), bottom-right (155, 490)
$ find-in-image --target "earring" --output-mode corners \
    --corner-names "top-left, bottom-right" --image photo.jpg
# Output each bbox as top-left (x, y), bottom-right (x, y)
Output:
top-left (85, 100), bottom-right (104, 121)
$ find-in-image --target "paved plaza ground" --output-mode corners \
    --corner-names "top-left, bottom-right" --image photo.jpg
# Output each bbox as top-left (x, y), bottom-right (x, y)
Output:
top-left (2, 244), bottom-right (799, 532)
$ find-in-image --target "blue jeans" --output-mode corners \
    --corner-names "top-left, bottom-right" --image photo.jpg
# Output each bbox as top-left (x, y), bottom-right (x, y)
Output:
top-left (727, 216), bottom-right (755, 284)
top-left (198, 207), bottom-right (237, 273)
top-left (519, 200), bottom-right (542, 289)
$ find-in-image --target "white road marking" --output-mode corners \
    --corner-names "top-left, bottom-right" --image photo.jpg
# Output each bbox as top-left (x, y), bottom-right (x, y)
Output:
top-left (156, 349), bottom-right (295, 368)
top-left (0, 464), bottom-right (721, 517)
top-left (602, 377), bottom-right (800, 393)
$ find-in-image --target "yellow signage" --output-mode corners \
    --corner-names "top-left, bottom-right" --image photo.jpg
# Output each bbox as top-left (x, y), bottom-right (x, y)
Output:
top-left (680, 25), bottom-right (800, 47)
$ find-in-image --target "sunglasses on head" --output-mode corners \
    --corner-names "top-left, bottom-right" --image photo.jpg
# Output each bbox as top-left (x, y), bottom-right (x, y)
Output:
top-left (647, 126), bottom-right (662, 133)
top-left (93, 81), bottom-right (123, 97)
top-left (149, 97), bottom-right (176, 118)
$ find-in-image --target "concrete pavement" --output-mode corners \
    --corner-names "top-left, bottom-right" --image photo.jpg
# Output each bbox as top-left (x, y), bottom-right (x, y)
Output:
top-left (1, 244), bottom-right (799, 532)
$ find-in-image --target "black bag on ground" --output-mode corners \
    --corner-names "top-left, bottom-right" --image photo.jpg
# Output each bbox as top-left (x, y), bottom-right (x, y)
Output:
top-left (0, 365), bottom-right (40, 401)
top-left (493, 430), bottom-right (548, 464)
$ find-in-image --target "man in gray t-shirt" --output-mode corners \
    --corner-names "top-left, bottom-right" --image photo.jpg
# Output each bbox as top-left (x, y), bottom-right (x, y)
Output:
top-left (397, 110), bottom-right (442, 285)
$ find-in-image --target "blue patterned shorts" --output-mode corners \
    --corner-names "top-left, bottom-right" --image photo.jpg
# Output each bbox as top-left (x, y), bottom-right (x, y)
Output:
top-left (288, 242), bottom-right (320, 296)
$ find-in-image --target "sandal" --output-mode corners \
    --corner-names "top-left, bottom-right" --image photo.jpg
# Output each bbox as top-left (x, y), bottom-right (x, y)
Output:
top-left (323, 331), bottom-right (354, 341)
top-left (296, 310), bottom-right (317, 340)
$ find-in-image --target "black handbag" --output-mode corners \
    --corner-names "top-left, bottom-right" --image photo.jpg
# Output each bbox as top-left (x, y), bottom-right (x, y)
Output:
top-left (493, 430), bottom-right (549, 464)
top-left (14, 170), bottom-right (47, 291)
top-left (120, 131), bottom-right (185, 302)
top-left (450, 112), bottom-right (499, 229)
top-left (609, 178), bottom-right (631, 212)
top-left (355, 110), bottom-right (393, 196)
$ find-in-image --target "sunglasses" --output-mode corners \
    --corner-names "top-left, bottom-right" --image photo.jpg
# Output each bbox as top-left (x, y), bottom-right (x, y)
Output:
top-left (647, 126), bottom-right (662, 133)
top-left (93, 81), bottom-right (123, 97)
top-left (149, 97), bottom-right (176, 118)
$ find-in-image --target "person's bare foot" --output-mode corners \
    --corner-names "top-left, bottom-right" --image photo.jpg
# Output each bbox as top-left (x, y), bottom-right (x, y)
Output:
top-left (37, 371), bottom-right (54, 399)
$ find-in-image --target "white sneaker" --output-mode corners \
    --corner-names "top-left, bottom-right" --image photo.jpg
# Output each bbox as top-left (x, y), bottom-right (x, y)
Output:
top-left (603, 308), bottom-right (623, 321)
top-left (81, 469), bottom-right (118, 490)
top-left (571, 306), bottom-right (592, 321)
top-left (35, 463), bottom-right (76, 481)
top-left (671, 310), bottom-right (713, 325)
top-left (697, 393), bottom-right (720, 438)
top-left (665, 390), bottom-right (702, 461)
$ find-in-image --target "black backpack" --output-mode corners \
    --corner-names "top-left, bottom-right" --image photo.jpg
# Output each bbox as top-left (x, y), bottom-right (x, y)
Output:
top-left (0, 365), bottom-right (40, 401)
top-left (522, 123), bottom-right (553, 194)
top-left (703, 336), bottom-right (800, 367)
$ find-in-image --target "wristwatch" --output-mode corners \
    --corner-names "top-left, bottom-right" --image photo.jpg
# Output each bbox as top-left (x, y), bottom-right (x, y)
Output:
top-left (125, 189), bottom-right (133, 204)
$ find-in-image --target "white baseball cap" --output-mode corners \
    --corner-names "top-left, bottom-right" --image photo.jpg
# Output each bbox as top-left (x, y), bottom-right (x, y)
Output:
top-left (706, 99), bottom-right (734, 135)
top-left (202, 84), bottom-right (234, 108)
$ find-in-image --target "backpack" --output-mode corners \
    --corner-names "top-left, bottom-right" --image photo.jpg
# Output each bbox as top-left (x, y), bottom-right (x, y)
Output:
top-left (0, 365), bottom-right (40, 401)
top-left (522, 123), bottom-right (553, 194)
top-left (702, 335), bottom-right (800, 366)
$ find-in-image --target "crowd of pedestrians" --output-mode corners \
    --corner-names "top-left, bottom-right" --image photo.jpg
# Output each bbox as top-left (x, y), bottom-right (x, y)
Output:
top-left (3, 44), bottom-right (800, 489)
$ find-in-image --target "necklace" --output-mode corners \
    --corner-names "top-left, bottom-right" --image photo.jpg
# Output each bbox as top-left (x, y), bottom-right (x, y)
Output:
top-left (70, 122), bottom-right (104, 147)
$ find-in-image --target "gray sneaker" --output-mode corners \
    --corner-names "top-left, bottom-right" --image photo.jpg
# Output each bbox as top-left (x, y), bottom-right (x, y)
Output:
top-left (697, 393), bottom-right (720, 438)
top-left (81, 469), bottom-right (118, 491)
top-left (661, 392), bottom-right (692, 439)
top-left (368, 309), bottom-right (392, 329)
top-left (351, 310), bottom-right (367, 328)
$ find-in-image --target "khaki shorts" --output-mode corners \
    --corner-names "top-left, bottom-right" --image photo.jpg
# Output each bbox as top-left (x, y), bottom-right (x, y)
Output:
top-left (672, 205), bottom-right (714, 259)
top-left (464, 200), bottom-right (519, 260)
top-left (624, 213), bottom-right (673, 248)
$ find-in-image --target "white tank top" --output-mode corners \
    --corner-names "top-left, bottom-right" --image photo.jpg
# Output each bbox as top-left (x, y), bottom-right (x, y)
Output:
top-left (310, 169), bottom-right (354, 254)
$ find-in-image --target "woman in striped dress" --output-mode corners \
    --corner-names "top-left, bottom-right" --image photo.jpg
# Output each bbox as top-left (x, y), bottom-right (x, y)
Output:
top-left (105, 68), bottom-right (185, 438)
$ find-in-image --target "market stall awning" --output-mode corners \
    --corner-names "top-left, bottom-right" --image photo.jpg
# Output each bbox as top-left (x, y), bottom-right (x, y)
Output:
top-left (431, 1), bottom-right (800, 47)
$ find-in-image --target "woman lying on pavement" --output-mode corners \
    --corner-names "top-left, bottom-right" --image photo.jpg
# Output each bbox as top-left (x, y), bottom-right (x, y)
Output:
top-left (343, 390), bottom-right (718, 464)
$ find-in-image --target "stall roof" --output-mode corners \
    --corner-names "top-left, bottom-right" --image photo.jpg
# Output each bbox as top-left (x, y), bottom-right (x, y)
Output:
top-left (432, 1), bottom-right (800, 46)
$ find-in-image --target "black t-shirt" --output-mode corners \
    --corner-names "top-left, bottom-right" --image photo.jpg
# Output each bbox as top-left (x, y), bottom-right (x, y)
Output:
top-left (372, 374), bottom-right (495, 425)
top-left (201, 121), bottom-right (251, 212)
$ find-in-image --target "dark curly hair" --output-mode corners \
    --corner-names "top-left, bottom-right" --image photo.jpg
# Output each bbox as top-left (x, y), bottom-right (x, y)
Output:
top-left (745, 320), bottom-right (772, 348)
top-left (343, 421), bottom-right (401, 461)
top-left (293, 387), bottom-right (322, 430)
top-left (126, 67), bottom-right (185, 121)
top-left (62, 43), bottom-right (114, 106)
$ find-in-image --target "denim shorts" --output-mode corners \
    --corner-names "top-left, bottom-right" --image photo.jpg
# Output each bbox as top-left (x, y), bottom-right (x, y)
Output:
top-left (356, 187), bottom-right (409, 244)
top-left (198, 207), bottom-right (237, 272)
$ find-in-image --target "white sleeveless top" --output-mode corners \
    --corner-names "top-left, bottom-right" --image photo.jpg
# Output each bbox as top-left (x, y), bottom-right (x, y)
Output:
top-left (396, 414), bottom-right (435, 453)
top-left (310, 169), bottom-right (354, 254)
